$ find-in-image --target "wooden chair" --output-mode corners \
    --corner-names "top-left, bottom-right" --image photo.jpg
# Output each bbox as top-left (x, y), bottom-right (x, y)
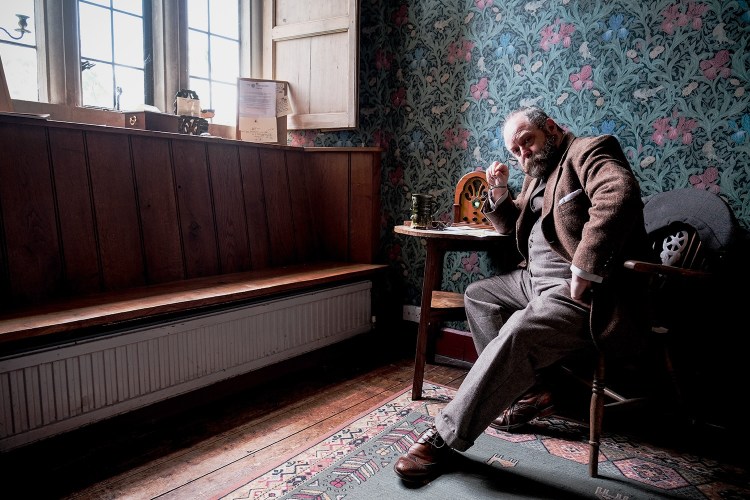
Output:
top-left (585, 188), bottom-right (743, 476)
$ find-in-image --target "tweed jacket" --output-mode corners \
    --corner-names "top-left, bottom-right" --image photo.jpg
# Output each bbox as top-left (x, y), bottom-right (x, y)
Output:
top-left (485, 133), bottom-right (650, 355)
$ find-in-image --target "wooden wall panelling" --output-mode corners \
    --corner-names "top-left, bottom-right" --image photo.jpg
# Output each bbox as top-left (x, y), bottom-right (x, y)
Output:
top-left (238, 145), bottom-right (272, 270)
top-left (206, 143), bottom-right (252, 274)
top-left (171, 138), bottom-right (220, 279)
top-left (0, 115), bottom-right (384, 312)
top-left (257, 148), bottom-right (296, 266)
top-left (130, 136), bottom-right (184, 284)
top-left (349, 151), bottom-right (381, 264)
top-left (285, 149), bottom-right (319, 263)
top-left (85, 131), bottom-right (145, 291)
top-left (0, 123), bottom-right (61, 304)
top-left (305, 151), bottom-right (350, 261)
top-left (48, 128), bottom-right (100, 295)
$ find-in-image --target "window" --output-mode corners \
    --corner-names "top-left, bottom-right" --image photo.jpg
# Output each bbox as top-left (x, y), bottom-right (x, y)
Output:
top-left (1, 0), bottom-right (357, 131)
top-left (78, 0), bottom-right (150, 110)
top-left (0, 0), bottom-right (38, 101)
top-left (188, 0), bottom-right (240, 126)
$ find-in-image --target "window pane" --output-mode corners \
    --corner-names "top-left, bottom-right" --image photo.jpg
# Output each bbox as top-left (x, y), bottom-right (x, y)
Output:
top-left (112, 0), bottom-right (141, 16)
top-left (115, 66), bottom-right (144, 110)
top-left (188, 0), bottom-right (239, 127)
top-left (209, 0), bottom-right (238, 39)
top-left (188, 0), bottom-right (208, 32)
top-left (0, 0), bottom-right (36, 45)
top-left (79, 3), bottom-right (113, 62)
top-left (113, 11), bottom-right (143, 68)
top-left (210, 35), bottom-right (239, 83)
top-left (80, 1), bottom-right (146, 110)
top-left (82, 62), bottom-right (114, 108)
top-left (0, 44), bottom-right (38, 100)
top-left (211, 81), bottom-right (237, 126)
top-left (85, 0), bottom-right (111, 7)
top-left (189, 30), bottom-right (209, 78)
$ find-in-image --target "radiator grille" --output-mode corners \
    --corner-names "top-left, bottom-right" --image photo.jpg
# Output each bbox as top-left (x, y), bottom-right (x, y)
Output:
top-left (0, 281), bottom-right (373, 451)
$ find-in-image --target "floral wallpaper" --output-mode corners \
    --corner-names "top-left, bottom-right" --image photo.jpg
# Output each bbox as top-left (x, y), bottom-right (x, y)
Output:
top-left (289, 0), bottom-right (750, 313)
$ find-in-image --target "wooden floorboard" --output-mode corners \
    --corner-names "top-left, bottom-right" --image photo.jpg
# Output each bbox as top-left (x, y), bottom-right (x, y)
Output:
top-left (5, 324), bottom-right (741, 499)
top-left (0, 326), bottom-right (468, 499)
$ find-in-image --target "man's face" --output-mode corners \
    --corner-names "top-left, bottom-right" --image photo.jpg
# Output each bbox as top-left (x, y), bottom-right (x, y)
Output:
top-left (504, 117), bottom-right (559, 178)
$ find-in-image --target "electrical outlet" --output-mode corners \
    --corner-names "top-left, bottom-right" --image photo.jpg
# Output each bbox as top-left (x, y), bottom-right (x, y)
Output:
top-left (402, 305), bottom-right (421, 323)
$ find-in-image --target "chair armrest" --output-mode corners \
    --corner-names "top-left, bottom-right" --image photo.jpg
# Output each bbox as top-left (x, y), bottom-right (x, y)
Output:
top-left (623, 260), bottom-right (713, 280)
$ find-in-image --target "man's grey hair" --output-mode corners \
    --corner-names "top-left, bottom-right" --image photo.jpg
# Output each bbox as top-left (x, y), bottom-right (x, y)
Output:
top-left (502, 106), bottom-right (555, 136)
top-left (503, 106), bottom-right (563, 136)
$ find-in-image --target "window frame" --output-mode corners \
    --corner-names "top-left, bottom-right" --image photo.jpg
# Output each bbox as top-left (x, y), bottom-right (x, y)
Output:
top-left (186, 0), bottom-right (242, 125)
top-left (0, 0), bottom-right (39, 102)
top-left (76, 0), bottom-right (151, 110)
top-left (31, 0), bottom-right (256, 116)
top-left (12, 0), bottom-right (358, 131)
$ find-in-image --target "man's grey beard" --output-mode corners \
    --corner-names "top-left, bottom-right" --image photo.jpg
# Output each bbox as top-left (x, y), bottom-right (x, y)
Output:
top-left (523, 132), bottom-right (558, 178)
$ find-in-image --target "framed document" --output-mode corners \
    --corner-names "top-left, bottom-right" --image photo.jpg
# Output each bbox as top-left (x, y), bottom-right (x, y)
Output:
top-left (236, 78), bottom-right (290, 144)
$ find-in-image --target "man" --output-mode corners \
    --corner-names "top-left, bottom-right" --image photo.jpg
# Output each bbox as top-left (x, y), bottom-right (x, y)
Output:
top-left (394, 106), bottom-right (650, 484)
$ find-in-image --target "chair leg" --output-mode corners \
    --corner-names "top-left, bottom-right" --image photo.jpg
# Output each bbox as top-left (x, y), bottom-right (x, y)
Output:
top-left (589, 353), bottom-right (606, 477)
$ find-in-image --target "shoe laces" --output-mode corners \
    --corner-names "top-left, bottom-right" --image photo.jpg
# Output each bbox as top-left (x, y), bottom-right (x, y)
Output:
top-left (417, 426), bottom-right (446, 448)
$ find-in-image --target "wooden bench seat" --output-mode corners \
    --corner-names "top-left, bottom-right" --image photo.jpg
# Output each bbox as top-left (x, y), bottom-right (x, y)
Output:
top-left (0, 115), bottom-right (384, 341)
top-left (0, 262), bottom-right (386, 345)
top-left (0, 115), bottom-right (387, 450)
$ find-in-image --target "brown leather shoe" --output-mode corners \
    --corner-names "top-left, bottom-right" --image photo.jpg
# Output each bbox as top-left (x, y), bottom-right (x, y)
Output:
top-left (393, 425), bottom-right (454, 484)
top-left (490, 387), bottom-right (555, 431)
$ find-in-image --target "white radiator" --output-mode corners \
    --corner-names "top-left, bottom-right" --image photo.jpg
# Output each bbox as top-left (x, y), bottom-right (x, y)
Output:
top-left (0, 281), bottom-right (374, 451)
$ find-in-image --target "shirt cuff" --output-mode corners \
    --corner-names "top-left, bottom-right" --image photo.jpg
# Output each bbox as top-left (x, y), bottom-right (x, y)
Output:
top-left (571, 264), bottom-right (603, 283)
top-left (487, 190), bottom-right (509, 209)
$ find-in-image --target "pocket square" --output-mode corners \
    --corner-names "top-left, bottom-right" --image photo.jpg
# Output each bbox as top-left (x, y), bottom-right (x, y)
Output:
top-left (558, 188), bottom-right (583, 205)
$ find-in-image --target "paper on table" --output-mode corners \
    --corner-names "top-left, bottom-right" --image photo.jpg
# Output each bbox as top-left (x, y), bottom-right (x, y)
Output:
top-left (441, 226), bottom-right (499, 237)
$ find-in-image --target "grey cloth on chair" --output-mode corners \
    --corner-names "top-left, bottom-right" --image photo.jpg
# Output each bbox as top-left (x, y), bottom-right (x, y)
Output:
top-left (642, 188), bottom-right (742, 252)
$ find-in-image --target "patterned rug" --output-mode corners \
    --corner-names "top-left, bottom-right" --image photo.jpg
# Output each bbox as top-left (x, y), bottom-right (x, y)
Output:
top-left (216, 382), bottom-right (750, 499)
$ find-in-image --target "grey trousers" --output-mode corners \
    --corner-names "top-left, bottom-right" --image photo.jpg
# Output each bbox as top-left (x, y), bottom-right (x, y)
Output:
top-left (435, 268), bottom-right (592, 451)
